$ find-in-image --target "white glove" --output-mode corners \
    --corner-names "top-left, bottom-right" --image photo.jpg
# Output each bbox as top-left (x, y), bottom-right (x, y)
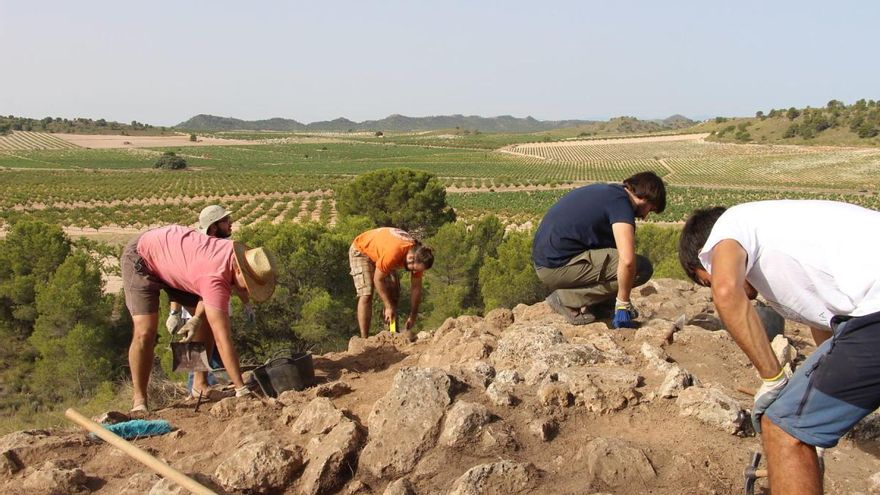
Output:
top-left (235, 386), bottom-right (253, 398)
top-left (165, 311), bottom-right (183, 335)
top-left (177, 314), bottom-right (203, 343)
top-left (752, 370), bottom-right (789, 433)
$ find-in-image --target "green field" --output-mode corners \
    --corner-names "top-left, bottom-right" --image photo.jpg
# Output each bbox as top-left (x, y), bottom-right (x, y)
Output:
top-left (2, 133), bottom-right (879, 230)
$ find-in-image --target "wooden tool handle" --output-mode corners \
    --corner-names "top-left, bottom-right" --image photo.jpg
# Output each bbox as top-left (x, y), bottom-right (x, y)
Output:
top-left (64, 408), bottom-right (216, 495)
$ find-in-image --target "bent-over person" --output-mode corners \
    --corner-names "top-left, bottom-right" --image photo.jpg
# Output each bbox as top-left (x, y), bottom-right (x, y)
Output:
top-left (122, 225), bottom-right (277, 412)
top-left (349, 227), bottom-right (434, 338)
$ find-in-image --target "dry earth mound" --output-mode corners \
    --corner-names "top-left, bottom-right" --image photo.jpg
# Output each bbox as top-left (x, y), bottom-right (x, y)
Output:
top-left (3, 279), bottom-right (880, 494)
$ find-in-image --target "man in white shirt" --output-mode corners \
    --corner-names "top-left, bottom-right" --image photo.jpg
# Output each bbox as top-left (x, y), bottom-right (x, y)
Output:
top-left (678, 200), bottom-right (880, 495)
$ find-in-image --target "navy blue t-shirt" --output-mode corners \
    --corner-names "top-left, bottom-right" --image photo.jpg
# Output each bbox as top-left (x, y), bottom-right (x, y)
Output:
top-left (532, 183), bottom-right (636, 268)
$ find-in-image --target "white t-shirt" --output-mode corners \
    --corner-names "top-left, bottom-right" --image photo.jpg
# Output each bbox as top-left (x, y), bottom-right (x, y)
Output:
top-left (698, 200), bottom-right (880, 330)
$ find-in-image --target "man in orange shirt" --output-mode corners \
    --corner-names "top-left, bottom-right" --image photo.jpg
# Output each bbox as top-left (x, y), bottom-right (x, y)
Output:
top-left (349, 227), bottom-right (434, 338)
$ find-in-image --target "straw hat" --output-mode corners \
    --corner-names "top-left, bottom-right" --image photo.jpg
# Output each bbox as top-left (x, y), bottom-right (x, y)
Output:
top-left (232, 243), bottom-right (277, 303)
top-left (198, 205), bottom-right (231, 234)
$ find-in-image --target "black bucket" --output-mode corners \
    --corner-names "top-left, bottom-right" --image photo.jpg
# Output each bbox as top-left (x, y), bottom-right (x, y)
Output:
top-left (252, 352), bottom-right (315, 397)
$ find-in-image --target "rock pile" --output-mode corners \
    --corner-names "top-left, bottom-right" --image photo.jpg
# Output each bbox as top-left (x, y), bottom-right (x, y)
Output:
top-left (2, 279), bottom-right (879, 494)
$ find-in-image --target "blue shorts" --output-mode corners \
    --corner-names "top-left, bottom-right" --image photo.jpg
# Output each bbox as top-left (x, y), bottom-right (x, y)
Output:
top-left (765, 311), bottom-right (880, 448)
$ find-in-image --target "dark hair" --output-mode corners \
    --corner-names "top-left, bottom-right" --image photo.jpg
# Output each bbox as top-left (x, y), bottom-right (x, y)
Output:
top-left (679, 206), bottom-right (727, 283)
top-left (623, 171), bottom-right (667, 213)
top-left (411, 244), bottom-right (434, 269)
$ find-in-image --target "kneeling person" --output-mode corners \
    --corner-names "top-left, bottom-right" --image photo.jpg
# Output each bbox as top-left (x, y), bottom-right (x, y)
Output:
top-left (349, 227), bottom-right (434, 338)
top-left (531, 171), bottom-right (666, 327)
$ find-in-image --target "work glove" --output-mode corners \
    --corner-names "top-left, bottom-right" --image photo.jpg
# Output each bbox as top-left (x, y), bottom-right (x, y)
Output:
top-left (751, 370), bottom-right (789, 434)
top-left (612, 299), bottom-right (638, 329)
top-left (165, 311), bottom-right (183, 335)
top-left (177, 315), bottom-right (203, 343)
top-left (235, 385), bottom-right (253, 398)
top-left (243, 303), bottom-right (256, 324)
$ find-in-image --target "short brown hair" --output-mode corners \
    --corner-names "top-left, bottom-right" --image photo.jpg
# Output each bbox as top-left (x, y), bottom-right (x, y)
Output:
top-left (411, 244), bottom-right (434, 269)
top-left (623, 171), bottom-right (667, 213)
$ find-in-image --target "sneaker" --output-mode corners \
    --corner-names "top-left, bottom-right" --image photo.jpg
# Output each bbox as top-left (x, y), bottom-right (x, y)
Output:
top-left (546, 292), bottom-right (595, 326)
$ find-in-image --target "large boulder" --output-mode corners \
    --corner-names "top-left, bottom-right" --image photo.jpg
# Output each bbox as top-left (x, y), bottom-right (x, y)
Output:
top-left (214, 439), bottom-right (303, 493)
top-left (676, 385), bottom-right (747, 434)
top-left (292, 398), bottom-right (365, 495)
top-left (576, 437), bottom-right (655, 489)
top-left (447, 461), bottom-right (540, 495)
top-left (492, 324), bottom-right (566, 367)
top-left (359, 367), bottom-right (455, 478)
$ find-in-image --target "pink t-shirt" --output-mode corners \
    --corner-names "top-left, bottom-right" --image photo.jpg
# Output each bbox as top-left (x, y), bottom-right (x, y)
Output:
top-left (137, 225), bottom-right (236, 313)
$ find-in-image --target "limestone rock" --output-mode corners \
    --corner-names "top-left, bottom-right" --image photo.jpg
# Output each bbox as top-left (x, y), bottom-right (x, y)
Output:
top-left (384, 478), bottom-right (416, 495)
top-left (493, 369), bottom-right (521, 386)
top-left (486, 382), bottom-right (516, 407)
top-left (640, 342), bottom-right (673, 372)
top-left (850, 411), bottom-right (880, 442)
top-left (0, 430), bottom-right (82, 469)
top-left (447, 460), bottom-right (539, 495)
top-left (209, 396), bottom-right (261, 419)
top-left (555, 367), bottom-right (641, 413)
top-left (120, 472), bottom-right (160, 494)
top-left (512, 301), bottom-right (556, 322)
top-left (577, 437), bottom-right (656, 489)
top-left (290, 398), bottom-right (364, 494)
top-left (470, 361), bottom-right (496, 387)
top-left (214, 440), bottom-right (303, 492)
top-left (537, 381), bottom-right (573, 407)
top-left (484, 308), bottom-right (514, 330)
top-left (657, 365), bottom-right (696, 398)
top-left (870, 471), bottom-right (880, 494)
top-left (491, 324), bottom-right (566, 367)
top-left (291, 397), bottom-right (347, 435)
top-left (149, 475), bottom-right (222, 495)
top-left (440, 401), bottom-right (493, 447)
top-left (529, 418), bottom-right (558, 441)
top-left (359, 367), bottom-right (455, 478)
top-left (21, 459), bottom-right (88, 495)
top-left (676, 385), bottom-right (747, 434)
top-left (771, 335), bottom-right (797, 369)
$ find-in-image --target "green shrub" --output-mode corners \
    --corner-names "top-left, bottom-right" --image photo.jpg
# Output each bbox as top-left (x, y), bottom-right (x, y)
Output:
top-left (154, 151), bottom-right (187, 170)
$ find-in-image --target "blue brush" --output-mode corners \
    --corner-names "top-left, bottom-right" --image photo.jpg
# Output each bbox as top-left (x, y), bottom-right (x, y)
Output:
top-left (89, 419), bottom-right (174, 441)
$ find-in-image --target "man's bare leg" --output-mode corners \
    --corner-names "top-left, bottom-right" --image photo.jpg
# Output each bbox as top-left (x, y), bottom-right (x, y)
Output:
top-left (762, 415), bottom-right (822, 495)
top-left (129, 313), bottom-right (159, 409)
top-left (357, 295), bottom-right (372, 339)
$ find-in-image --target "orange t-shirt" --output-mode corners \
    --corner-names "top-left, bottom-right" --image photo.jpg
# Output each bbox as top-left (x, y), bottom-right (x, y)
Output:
top-left (353, 228), bottom-right (423, 278)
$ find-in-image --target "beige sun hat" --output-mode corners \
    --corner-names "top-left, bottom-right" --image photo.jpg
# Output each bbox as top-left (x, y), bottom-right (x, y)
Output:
top-left (232, 243), bottom-right (277, 303)
top-left (198, 205), bottom-right (231, 234)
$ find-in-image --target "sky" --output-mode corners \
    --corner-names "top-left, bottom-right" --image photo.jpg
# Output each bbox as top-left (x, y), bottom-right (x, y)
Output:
top-left (1, 1), bottom-right (878, 126)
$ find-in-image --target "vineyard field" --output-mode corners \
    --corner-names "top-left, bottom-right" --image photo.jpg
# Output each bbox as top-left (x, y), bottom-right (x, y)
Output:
top-left (2, 134), bottom-right (880, 231)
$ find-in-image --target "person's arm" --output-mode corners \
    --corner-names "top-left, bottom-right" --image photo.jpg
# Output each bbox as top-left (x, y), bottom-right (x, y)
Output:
top-left (406, 275), bottom-right (423, 330)
top-left (710, 239), bottom-right (781, 378)
top-left (373, 267), bottom-right (396, 323)
top-left (611, 222), bottom-right (637, 302)
top-left (204, 306), bottom-right (245, 389)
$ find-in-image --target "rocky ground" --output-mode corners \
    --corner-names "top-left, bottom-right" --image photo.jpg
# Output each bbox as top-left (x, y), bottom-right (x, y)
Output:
top-left (3, 279), bottom-right (880, 494)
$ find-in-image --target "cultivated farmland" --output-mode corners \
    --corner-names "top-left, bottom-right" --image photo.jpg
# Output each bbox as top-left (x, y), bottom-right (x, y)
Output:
top-left (1, 132), bottom-right (879, 231)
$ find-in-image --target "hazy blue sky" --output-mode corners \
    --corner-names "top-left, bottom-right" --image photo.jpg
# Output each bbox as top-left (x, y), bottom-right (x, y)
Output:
top-left (1, 1), bottom-right (877, 126)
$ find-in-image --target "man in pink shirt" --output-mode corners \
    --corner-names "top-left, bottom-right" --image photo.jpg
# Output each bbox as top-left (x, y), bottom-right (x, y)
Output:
top-left (121, 225), bottom-right (277, 412)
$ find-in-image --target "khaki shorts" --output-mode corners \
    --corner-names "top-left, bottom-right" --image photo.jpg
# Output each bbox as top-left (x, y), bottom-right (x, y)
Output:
top-left (349, 243), bottom-right (375, 297)
top-left (122, 236), bottom-right (200, 315)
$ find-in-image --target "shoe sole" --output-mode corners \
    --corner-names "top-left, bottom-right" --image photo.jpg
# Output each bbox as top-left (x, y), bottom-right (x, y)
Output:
top-left (546, 293), bottom-right (595, 325)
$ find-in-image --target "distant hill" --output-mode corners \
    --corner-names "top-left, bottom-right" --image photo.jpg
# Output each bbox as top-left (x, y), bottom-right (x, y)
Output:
top-left (175, 113), bottom-right (696, 134)
top-left (692, 99), bottom-right (880, 146)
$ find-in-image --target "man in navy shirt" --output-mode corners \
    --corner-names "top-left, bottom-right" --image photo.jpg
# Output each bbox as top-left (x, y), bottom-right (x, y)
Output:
top-left (532, 171), bottom-right (666, 327)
